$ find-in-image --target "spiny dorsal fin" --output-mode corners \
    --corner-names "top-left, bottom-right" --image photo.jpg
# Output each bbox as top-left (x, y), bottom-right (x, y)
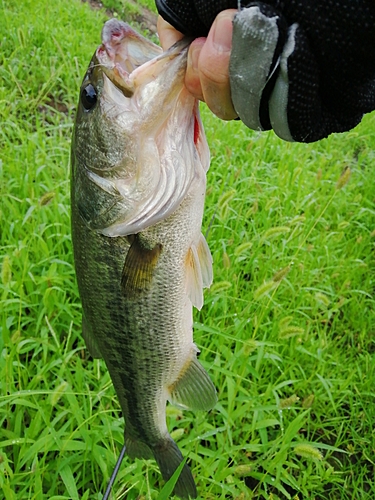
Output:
top-left (185, 233), bottom-right (213, 310)
top-left (121, 234), bottom-right (162, 295)
top-left (168, 354), bottom-right (217, 411)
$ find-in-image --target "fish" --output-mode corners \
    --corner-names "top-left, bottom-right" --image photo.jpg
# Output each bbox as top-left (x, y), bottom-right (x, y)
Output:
top-left (70, 19), bottom-right (217, 499)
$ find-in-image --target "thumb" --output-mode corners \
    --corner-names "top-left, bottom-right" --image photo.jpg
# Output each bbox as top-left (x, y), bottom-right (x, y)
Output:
top-left (157, 16), bottom-right (184, 50)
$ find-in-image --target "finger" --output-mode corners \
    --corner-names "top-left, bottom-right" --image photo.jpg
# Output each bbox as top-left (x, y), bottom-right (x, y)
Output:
top-left (197, 10), bottom-right (238, 120)
top-left (185, 38), bottom-right (206, 101)
top-left (157, 16), bottom-right (184, 50)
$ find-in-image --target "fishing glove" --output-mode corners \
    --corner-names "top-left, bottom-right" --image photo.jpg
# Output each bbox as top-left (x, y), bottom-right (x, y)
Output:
top-left (155, 0), bottom-right (375, 142)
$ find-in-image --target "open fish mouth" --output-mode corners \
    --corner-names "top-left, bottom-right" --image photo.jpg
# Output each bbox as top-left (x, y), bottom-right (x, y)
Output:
top-left (96, 18), bottom-right (191, 97)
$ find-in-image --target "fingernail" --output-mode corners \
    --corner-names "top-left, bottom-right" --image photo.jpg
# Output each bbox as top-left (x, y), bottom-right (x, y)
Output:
top-left (212, 11), bottom-right (235, 52)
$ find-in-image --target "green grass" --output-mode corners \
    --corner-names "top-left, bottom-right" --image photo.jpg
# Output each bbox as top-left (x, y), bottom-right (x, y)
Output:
top-left (1, 0), bottom-right (375, 498)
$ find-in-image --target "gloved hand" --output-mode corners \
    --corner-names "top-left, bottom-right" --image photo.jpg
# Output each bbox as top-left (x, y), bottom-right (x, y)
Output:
top-left (156, 0), bottom-right (375, 142)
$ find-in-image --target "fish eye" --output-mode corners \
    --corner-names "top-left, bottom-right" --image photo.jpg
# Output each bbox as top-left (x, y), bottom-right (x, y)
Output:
top-left (80, 83), bottom-right (97, 111)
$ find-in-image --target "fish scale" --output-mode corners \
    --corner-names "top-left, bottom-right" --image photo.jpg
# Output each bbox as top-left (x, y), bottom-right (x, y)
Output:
top-left (71, 19), bottom-right (216, 498)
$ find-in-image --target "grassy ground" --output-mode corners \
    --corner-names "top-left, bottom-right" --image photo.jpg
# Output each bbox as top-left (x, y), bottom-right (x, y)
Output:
top-left (1, 0), bottom-right (375, 498)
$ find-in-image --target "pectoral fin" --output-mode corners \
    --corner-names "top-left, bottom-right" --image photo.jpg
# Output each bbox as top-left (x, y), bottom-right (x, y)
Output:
top-left (121, 235), bottom-right (162, 294)
top-left (185, 233), bottom-right (213, 310)
top-left (82, 315), bottom-right (102, 359)
top-left (168, 355), bottom-right (217, 411)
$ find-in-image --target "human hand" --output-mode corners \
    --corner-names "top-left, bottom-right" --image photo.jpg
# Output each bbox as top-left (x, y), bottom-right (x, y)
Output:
top-left (158, 11), bottom-right (238, 121)
top-left (156, 0), bottom-right (375, 143)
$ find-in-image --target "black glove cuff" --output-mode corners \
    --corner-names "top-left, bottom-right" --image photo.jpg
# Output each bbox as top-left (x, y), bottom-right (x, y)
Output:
top-left (155, 0), bottom-right (208, 36)
top-left (156, 0), bottom-right (258, 37)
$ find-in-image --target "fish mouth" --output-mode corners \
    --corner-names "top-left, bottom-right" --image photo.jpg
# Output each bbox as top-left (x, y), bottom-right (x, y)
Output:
top-left (96, 19), bottom-right (191, 97)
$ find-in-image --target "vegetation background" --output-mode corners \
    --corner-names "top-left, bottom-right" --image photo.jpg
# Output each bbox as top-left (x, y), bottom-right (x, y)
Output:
top-left (1, 0), bottom-right (375, 498)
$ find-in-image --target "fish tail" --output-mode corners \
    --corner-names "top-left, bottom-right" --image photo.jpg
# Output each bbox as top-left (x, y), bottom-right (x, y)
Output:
top-left (153, 437), bottom-right (197, 499)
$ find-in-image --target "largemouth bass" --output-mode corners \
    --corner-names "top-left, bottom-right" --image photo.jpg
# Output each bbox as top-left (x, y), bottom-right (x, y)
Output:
top-left (71, 19), bottom-right (216, 499)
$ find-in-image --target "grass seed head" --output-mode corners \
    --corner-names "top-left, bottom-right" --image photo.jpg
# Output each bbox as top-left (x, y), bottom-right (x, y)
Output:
top-left (279, 325), bottom-right (305, 339)
top-left (279, 394), bottom-right (300, 409)
top-left (336, 166), bottom-right (351, 189)
top-left (273, 266), bottom-right (291, 282)
top-left (253, 280), bottom-right (278, 300)
top-left (233, 464), bottom-right (253, 477)
top-left (302, 394), bottom-right (315, 409)
top-left (294, 444), bottom-right (323, 461)
top-left (1, 255), bottom-right (12, 285)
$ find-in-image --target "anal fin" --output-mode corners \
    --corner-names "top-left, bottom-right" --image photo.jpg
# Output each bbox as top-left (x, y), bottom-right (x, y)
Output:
top-left (168, 354), bottom-right (217, 411)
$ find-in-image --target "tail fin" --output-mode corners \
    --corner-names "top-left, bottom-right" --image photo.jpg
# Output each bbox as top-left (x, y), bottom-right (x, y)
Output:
top-left (153, 437), bottom-right (197, 499)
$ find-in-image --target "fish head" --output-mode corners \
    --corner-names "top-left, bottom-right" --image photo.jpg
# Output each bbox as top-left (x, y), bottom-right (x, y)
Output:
top-left (71, 19), bottom-right (209, 236)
